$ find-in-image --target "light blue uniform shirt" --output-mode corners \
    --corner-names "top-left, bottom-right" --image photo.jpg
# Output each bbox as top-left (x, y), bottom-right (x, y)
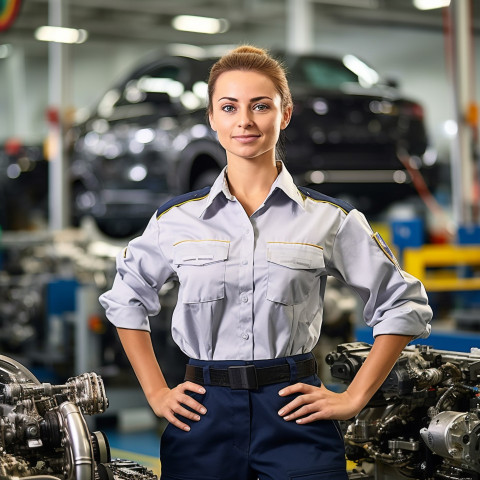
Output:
top-left (99, 164), bottom-right (432, 360)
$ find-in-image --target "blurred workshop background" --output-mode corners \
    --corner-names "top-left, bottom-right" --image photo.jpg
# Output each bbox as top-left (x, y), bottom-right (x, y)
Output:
top-left (0, 0), bottom-right (479, 476)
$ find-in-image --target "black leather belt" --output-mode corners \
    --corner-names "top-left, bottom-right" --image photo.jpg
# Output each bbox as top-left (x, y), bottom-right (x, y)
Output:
top-left (184, 357), bottom-right (316, 390)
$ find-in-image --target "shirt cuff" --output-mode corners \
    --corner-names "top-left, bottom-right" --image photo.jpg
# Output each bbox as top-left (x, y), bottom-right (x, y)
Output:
top-left (99, 294), bottom-right (152, 332)
top-left (372, 317), bottom-right (431, 340)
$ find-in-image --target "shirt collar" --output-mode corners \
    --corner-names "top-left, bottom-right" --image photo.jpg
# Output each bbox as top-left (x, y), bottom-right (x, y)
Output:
top-left (197, 166), bottom-right (229, 216)
top-left (199, 161), bottom-right (305, 216)
top-left (270, 161), bottom-right (306, 210)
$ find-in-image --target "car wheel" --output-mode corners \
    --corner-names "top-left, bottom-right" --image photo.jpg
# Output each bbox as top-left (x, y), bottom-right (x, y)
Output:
top-left (192, 169), bottom-right (220, 190)
top-left (95, 218), bottom-right (143, 239)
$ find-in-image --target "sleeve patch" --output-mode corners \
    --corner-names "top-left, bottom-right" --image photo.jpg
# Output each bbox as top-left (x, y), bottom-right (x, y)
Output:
top-left (372, 232), bottom-right (403, 274)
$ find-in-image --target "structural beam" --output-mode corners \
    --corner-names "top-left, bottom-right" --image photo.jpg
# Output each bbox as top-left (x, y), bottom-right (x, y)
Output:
top-left (450, 0), bottom-right (477, 227)
top-left (48, 0), bottom-right (71, 230)
top-left (286, 0), bottom-right (314, 54)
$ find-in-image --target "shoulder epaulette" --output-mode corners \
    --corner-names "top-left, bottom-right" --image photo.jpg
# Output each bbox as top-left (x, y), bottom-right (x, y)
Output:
top-left (298, 186), bottom-right (354, 215)
top-left (156, 186), bottom-right (211, 219)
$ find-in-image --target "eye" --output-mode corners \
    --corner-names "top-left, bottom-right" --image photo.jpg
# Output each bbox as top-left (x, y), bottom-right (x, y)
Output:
top-left (253, 103), bottom-right (269, 111)
top-left (221, 104), bottom-right (235, 113)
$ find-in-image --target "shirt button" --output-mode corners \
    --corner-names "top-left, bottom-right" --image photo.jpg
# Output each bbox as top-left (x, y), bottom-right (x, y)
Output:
top-left (241, 294), bottom-right (248, 303)
top-left (241, 333), bottom-right (249, 340)
top-left (241, 259), bottom-right (248, 266)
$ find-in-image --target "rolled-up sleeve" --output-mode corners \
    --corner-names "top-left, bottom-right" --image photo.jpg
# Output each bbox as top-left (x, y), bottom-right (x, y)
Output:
top-left (326, 210), bottom-right (432, 339)
top-left (99, 214), bottom-right (175, 331)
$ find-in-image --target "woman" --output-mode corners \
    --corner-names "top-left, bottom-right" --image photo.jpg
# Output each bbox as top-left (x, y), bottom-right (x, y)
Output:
top-left (100, 46), bottom-right (432, 479)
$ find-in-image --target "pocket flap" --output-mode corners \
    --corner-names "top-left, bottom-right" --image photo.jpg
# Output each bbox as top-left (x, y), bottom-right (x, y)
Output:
top-left (174, 240), bottom-right (229, 266)
top-left (267, 242), bottom-right (324, 269)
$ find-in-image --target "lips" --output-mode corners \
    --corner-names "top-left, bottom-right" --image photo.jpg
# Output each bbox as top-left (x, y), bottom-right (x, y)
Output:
top-left (232, 135), bottom-right (261, 144)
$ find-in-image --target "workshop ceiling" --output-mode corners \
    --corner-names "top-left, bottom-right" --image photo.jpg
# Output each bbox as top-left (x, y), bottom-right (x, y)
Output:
top-left (2, 0), bottom-right (479, 50)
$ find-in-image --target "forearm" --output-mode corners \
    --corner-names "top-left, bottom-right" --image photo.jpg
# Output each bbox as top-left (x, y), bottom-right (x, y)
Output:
top-left (116, 327), bottom-right (206, 430)
top-left (116, 327), bottom-right (168, 401)
top-left (345, 334), bottom-right (413, 411)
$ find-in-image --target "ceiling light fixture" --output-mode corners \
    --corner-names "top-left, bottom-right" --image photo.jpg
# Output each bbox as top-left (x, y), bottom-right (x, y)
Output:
top-left (413, 0), bottom-right (451, 10)
top-left (35, 26), bottom-right (88, 44)
top-left (171, 15), bottom-right (229, 34)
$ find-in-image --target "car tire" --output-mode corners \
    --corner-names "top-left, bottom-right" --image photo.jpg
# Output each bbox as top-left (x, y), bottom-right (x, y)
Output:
top-left (192, 169), bottom-right (220, 190)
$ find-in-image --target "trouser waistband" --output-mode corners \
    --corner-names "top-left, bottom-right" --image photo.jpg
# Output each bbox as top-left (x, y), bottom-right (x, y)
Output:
top-left (184, 353), bottom-right (317, 390)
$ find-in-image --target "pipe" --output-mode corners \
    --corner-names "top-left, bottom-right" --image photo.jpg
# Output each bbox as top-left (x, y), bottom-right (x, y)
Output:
top-left (58, 402), bottom-right (94, 480)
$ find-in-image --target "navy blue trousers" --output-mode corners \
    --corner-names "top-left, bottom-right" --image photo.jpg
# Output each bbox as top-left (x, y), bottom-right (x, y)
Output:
top-left (159, 353), bottom-right (348, 480)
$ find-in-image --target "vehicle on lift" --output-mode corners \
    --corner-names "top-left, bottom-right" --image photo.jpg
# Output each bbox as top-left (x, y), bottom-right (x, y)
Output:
top-left (70, 49), bottom-right (437, 237)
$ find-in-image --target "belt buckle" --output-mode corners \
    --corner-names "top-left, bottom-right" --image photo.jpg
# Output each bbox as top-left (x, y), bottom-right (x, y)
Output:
top-left (228, 365), bottom-right (258, 390)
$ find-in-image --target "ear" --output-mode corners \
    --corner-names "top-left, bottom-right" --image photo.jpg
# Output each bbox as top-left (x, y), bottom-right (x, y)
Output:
top-left (281, 106), bottom-right (292, 130)
top-left (209, 112), bottom-right (217, 132)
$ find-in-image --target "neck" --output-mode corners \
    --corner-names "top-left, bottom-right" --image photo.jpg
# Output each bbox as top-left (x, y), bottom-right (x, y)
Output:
top-left (226, 157), bottom-right (281, 216)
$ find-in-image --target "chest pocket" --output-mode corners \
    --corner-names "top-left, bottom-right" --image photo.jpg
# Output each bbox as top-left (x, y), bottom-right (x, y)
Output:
top-left (266, 242), bottom-right (325, 305)
top-left (173, 240), bottom-right (229, 303)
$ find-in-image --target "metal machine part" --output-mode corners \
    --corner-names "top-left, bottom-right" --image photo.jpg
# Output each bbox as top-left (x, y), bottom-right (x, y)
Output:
top-left (0, 355), bottom-right (157, 480)
top-left (326, 342), bottom-right (480, 480)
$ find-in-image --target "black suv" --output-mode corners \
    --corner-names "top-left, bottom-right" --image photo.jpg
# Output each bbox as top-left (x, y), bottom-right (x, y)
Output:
top-left (70, 50), bottom-right (437, 237)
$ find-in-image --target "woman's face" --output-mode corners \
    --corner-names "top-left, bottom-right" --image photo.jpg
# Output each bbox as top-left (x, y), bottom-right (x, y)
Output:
top-left (209, 70), bottom-right (291, 164)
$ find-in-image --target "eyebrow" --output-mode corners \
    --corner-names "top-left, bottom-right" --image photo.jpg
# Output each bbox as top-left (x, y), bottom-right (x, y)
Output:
top-left (217, 96), bottom-right (273, 102)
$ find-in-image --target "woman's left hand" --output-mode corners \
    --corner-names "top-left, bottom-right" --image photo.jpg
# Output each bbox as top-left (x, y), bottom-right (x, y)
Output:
top-left (277, 383), bottom-right (362, 423)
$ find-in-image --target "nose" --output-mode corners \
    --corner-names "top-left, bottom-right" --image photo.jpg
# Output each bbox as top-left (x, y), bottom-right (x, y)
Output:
top-left (238, 110), bottom-right (253, 128)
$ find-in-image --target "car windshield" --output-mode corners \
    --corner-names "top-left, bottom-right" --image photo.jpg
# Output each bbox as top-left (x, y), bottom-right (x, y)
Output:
top-left (287, 55), bottom-right (376, 89)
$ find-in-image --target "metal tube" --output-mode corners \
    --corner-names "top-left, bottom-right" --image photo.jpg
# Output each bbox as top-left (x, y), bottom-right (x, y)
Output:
top-left (58, 402), bottom-right (94, 480)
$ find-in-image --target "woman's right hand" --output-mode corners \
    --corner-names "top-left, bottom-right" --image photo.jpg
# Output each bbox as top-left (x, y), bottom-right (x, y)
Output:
top-left (148, 381), bottom-right (207, 431)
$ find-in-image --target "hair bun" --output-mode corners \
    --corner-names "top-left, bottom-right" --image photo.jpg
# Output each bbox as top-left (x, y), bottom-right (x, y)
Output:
top-left (232, 45), bottom-right (267, 56)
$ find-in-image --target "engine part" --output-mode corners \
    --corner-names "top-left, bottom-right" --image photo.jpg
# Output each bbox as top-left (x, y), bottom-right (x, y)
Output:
top-left (326, 342), bottom-right (480, 480)
top-left (0, 355), bottom-right (157, 480)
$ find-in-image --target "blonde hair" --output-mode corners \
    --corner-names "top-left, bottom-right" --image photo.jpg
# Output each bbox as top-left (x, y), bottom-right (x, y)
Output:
top-left (207, 45), bottom-right (293, 114)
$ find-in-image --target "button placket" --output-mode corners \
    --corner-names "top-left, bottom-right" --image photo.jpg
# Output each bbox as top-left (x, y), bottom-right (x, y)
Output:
top-left (236, 220), bottom-right (255, 357)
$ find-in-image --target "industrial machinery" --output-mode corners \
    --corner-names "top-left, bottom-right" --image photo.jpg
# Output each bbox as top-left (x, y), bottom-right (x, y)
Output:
top-left (0, 354), bottom-right (157, 479)
top-left (327, 342), bottom-right (480, 480)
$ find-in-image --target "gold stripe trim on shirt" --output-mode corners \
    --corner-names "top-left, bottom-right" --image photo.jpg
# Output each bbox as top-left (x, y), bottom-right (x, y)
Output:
top-left (298, 190), bottom-right (348, 215)
top-left (156, 193), bottom-right (210, 220)
top-left (173, 239), bottom-right (231, 246)
top-left (267, 241), bottom-right (323, 250)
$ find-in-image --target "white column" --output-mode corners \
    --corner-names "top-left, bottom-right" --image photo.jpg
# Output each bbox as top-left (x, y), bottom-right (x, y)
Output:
top-left (286, 0), bottom-right (314, 54)
top-left (75, 284), bottom-right (100, 375)
top-left (48, 0), bottom-right (71, 230)
top-left (450, 0), bottom-right (476, 226)
top-left (7, 47), bottom-right (28, 139)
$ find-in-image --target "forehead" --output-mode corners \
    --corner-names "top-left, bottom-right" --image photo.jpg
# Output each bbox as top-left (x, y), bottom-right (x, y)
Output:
top-left (213, 70), bottom-right (279, 99)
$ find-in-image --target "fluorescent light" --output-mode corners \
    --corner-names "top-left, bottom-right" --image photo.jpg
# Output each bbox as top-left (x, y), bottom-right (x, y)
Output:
top-left (172, 15), bottom-right (229, 34)
top-left (413, 0), bottom-right (450, 10)
top-left (35, 26), bottom-right (88, 44)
